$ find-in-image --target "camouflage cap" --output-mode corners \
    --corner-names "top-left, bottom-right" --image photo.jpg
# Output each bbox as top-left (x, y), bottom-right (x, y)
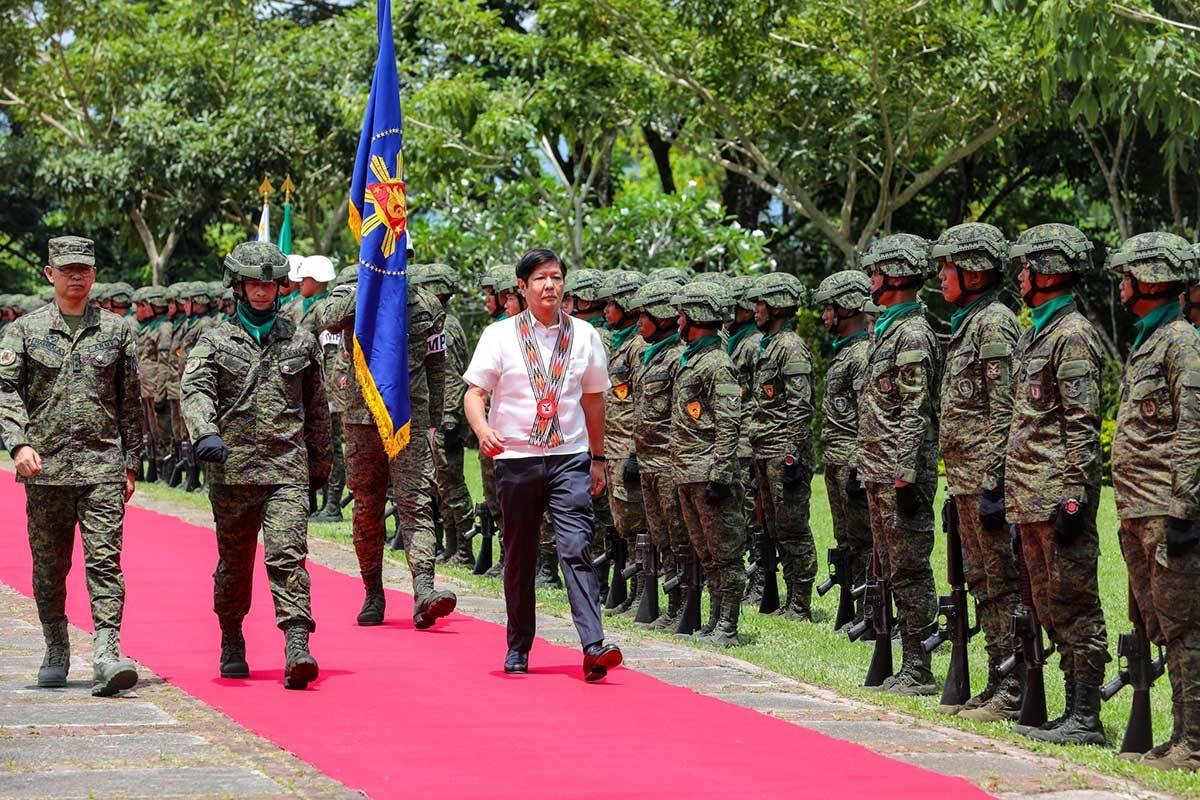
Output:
top-left (672, 280), bottom-right (732, 324)
top-left (47, 235), bottom-right (96, 268)
top-left (930, 222), bottom-right (1008, 271)
top-left (564, 268), bottom-right (607, 302)
top-left (108, 282), bottom-right (135, 304)
top-left (745, 271), bottom-right (806, 308)
top-left (335, 265), bottom-right (359, 287)
top-left (596, 270), bottom-right (646, 304)
top-left (628, 279), bottom-right (680, 319)
top-left (1009, 223), bottom-right (1094, 275)
top-left (410, 263), bottom-right (458, 296)
top-left (859, 233), bottom-right (932, 278)
top-left (726, 275), bottom-right (760, 312)
top-left (647, 267), bottom-right (691, 285)
top-left (223, 241), bottom-right (289, 287)
top-left (811, 269), bottom-right (875, 312)
top-left (1106, 231), bottom-right (1196, 283)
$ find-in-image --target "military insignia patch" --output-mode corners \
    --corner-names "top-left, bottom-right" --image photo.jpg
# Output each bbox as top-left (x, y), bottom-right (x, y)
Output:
top-left (184, 358), bottom-right (201, 375)
top-left (986, 360), bottom-right (1001, 380)
top-left (762, 384), bottom-right (775, 399)
top-left (833, 396), bottom-right (848, 413)
top-left (338, 375), bottom-right (349, 390)
top-left (1063, 378), bottom-right (1081, 399)
top-left (1141, 398), bottom-right (1157, 418)
top-left (900, 366), bottom-right (915, 384)
top-left (0, 350), bottom-right (14, 367)
top-left (613, 383), bottom-right (629, 400)
top-left (687, 401), bottom-right (703, 419)
top-left (1029, 384), bottom-right (1041, 400)
top-left (957, 378), bottom-right (974, 398)
top-left (877, 377), bottom-right (893, 393)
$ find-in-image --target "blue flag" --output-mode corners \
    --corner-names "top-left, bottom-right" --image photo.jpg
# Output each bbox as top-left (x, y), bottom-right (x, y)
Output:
top-left (348, 0), bottom-right (411, 458)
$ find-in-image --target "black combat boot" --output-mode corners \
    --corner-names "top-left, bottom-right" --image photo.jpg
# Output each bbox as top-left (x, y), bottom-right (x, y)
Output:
top-left (885, 643), bottom-right (937, 696)
top-left (648, 584), bottom-right (681, 631)
top-left (698, 592), bottom-right (741, 648)
top-left (1015, 670), bottom-right (1073, 736)
top-left (1025, 682), bottom-right (1106, 745)
top-left (37, 620), bottom-right (70, 688)
top-left (219, 618), bottom-right (249, 678)
top-left (356, 570), bottom-right (385, 626)
top-left (283, 624), bottom-right (318, 690)
top-left (311, 485), bottom-right (344, 522)
top-left (958, 667), bottom-right (1023, 722)
top-left (534, 554), bottom-right (561, 589)
top-left (782, 580), bottom-right (813, 622)
top-left (695, 588), bottom-right (722, 637)
top-left (413, 575), bottom-right (457, 630)
top-left (606, 573), bottom-right (639, 617)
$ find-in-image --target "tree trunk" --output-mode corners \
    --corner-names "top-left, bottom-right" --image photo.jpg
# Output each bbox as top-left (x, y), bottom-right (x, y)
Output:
top-left (642, 124), bottom-right (676, 194)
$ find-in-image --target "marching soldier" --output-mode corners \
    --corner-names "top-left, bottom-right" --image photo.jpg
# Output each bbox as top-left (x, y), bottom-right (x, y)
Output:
top-left (1006, 224), bottom-right (1108, 743)
top-left (1109, 232), bottom-right (1200, 767)
top-left (724, 275), bottom-right (764, 605)
top-left (811, 270), bottom-right (874, 626)
top-left (857, 234), bottom-right (943, 695)
top-left (746, 271), bottom-right (817, 621)
top-left (670, 282), bottom-right (745, 646)
top-left (0, 236), bottom-right (142, 697)
top-left (931, 223), bottom-right (1023, 720)
top-left (181, 241), bottom-right (332, 690)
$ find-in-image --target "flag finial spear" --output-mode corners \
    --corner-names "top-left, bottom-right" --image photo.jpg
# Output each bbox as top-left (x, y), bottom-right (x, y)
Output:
top-left (281, 175), bottom-right (296, 205)
top-left (259, 176), bottom-right (274, 202)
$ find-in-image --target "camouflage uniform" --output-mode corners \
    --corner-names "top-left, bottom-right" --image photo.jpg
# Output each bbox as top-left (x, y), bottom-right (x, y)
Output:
top-left (857, 234), bottom-right (943, 692)
top-left (135, 290), bottom-right (175, 463)
top-left (1005, 227), bottom-right (1108, 727)
top-left (166, 285), bottom-right (190, 448)
top-left (1109, 232), bottom-right (1200, 763)
top-left (317, 280), bottom-right (456, 625)
top-left (746, 273), bottom-right (817, 620)
top-left (671, 283), bottom-right (745, 646)
top-left (932, 223), bottom-right (1023, 717)
top-left (298, 290), bottom-right (347, 519)
top-left (725, 276), bottom-right (764, 603)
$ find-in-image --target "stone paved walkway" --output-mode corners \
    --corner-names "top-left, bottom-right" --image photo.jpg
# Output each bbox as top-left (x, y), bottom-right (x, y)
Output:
top-left (0, 489), bottom-right (1178, 800)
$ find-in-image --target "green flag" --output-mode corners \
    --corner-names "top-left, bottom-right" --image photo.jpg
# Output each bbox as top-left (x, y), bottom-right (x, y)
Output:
top-left (278, 202), bottom-right (294, 255)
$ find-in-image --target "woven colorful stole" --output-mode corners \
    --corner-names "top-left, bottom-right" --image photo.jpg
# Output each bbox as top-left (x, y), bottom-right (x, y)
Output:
top-left (516, 309), bottom-right (574, 447)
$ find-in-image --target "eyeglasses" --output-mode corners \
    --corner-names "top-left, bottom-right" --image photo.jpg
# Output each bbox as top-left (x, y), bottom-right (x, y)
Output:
top-left (51, 265), bottom-right (96, 277)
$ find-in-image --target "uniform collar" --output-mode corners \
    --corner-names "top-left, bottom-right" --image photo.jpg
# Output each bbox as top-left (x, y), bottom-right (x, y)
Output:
top-left (48, 303), bottom-right (99, 335)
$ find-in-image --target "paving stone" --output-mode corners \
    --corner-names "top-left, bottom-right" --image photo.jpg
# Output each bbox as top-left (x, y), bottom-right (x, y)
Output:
top-left (799, 719), bottom-right (954, 747)
top-left (0, 656), bottom-right (89, 673)
top-left (713, 691), bottom-right (853, 716)
top-left (640, 665), bottom-right (775, 688)
top-left (0, 702), bottom-right (175, 728)
top-left (0, 766), bottom-right (282, 798)
top-left (0, 618), bottom-right (37, 630)
top-left (998, 792), bottom-right (1147, 800)
top-left (1, 732), bottom-right (210, 764)
top-left (895, 751), bottom-right (1055, 783)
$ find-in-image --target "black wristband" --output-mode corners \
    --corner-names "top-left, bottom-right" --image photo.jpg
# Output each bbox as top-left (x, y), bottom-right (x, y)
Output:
top-left (591, 454), bottom-right (607, 462)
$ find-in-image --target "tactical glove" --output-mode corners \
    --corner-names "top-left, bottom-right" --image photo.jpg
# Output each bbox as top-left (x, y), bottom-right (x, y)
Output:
top-left (193, 434), bottom-right (229, 464)
top-left (895, 483), bottom-right (918, 518)
top-left (705, 481), bottom-right (732, 505)
top-left (781, 455), bottom-right (807, 489)
top-left (845, 468), bottom-right (866, 501)
top-left (1053, 497), bottom-right (1087, 543)
top-left (979, 490), bottom-right (1006, 528)
top-left (623, 454), bottom-right (640, 485)
top-left (309, 473), bottom-right (329, 497)
top-left (441, 422), bottom-right (464, 451)
top-left (1166, 517), bottom-right (1200, 556)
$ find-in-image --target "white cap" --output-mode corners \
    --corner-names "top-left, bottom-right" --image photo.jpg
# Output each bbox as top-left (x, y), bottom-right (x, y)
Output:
top-left (297, 255), bottom-right (336, 283)
top-left (405, 229), bottom-right (415, 259)
top-left (287, 254), bottom-right (306, 283)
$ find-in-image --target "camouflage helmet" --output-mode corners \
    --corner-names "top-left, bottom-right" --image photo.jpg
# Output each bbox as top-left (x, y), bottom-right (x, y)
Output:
top-left (672, 281), bottom-right (732, 324)
top-left (1106, 231), bottom-right (1196, 283)
top-left (647, 267), bottom-right (691, 285)
top-left (811, 270), bottom-right (875, 312)
top-left (166, 282), bottom-right (188, 302)
top-left (222, 241), bottom-right (289, 288)
top-left (335, 265), bottom-right (359, 287)
top-left (726, 275), bottom-right (759, 312)
top-left (221, 287), bottom-right (234, 303)
top-left (746, 272), bottom-right (806, 309)
top-left (410, 263), bottom-right (458, 296)
top-left (185, 281), bottom-right (214, 304)
top-left (564, 268), bottom-right (607, 302)
top-left (628, 279), bottom-right (680, 319)
top-left (207, 281), bottom-right (224, 299)
top-left (89, 282), bottom-right (109, 301)
top-left (480, 264), bottom-right (511, 290)
top-left (21, 295), bottom-right (43, 313)
top-left (136, 285), bottom-right (167, 306)
top-left (597, 270), bottom-right (646, 305)
top-left (859, 233), bottom-right (932, 278)
top-left (39, 287), bottom-right (56, 303)
top-left (493, 269), bottom-right (520, 295)
top-left (697, 272), bottom-right (731, 288)
top-left (930, 223), bottom-right (1008, 271)
top-left (1009, 223), bottom-right (1094, 275)
top-left (108, 282), bottom-right (135, 305)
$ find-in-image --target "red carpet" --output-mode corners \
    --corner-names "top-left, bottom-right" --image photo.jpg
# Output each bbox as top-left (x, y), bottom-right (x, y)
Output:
top-left (0, 470), bottom-right (993, 799)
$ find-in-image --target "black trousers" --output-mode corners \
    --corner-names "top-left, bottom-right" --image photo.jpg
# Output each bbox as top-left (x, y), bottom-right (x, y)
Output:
top-left (495, 452), bottom-right (603, 653)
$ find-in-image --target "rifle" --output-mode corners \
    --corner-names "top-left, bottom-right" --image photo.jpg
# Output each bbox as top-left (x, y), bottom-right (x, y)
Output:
top-left (464, 501), bottom-right (494, 575)
top-left (620, 532), bottom-right (659, 624)
top-left (816, 546), bottom-right (856, 631)
top-left (591, 530), bottom-right (628, 609)
top-left (755, 488), bottom-right (781, 614)
top-left (1101, 582), bottom-right (1167, 754)
top-left (668, 544), bottom-right (701, 635)
top-left (141, 397), bottom-right (159, 484)
top-left (922, 498), bottom-right (979, 707)
top-left (998, 525), bottom-right (1052, 727)
top-left (847, 548), bottom-right (893, 686)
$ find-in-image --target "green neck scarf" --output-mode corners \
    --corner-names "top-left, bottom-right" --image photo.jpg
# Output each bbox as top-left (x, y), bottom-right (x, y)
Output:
top-left (759, 321), bottom-right (793, 351)
top-left (1030, 294), bottom-right (1075, 337)
top-left (726, 321), bottom-right (756, 355)
top-left (495, 312), bottom-right (509, 322)
top-left (1133, 301), bottom-right (1180, 350)
top-left (949, 291), bottom-right (995, 335)
top-left (831, 329), bottom-right (868, 353)
top-left (873, 301), bottom-right (922, 339)
top-left (680, 334), bottom-right (721, 366)
top-left (586, 314), bottom-right (608, 330)
top-left (236, 300), bottom-right (277, 345)
top-left (610, 322), bottom-right (638, 351)
top-left (642, 331), bottom-right (680, 365)
top-left (301, 289), bottom-right (329, 317)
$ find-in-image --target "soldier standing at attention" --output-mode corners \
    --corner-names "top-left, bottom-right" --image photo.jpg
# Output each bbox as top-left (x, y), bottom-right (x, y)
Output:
top-left (134, 286), bottom-right (174, 482)
top-left (0, 236), bottom-right (142, 697)
top-left (746, 271), bottom-right (817, 621)
top-left (856, 234), bottom-right (943, 695)
top-left (476, 267), bottom-right (511, 578)
top-left (181, 241), bottom-right (332, 690)
top-left (1005, 224), bottom-right (1108, 744)
top-left (811, 270), bottom-right (875, 626)
top-left (1109, 233), bottom-right (1200, 767)
top-left (670, 282), bottom-right (745, 645)
top-left (931, 223), bottom-right (1023, 721)
top-left (316, 261), bottom-right (458, 629)
top-left (412, 263), bottom-right (476, 568)
top-left (1184, 244), bottom-right (1200, 329)
top-left (629, 279), bottom-right (688, 629)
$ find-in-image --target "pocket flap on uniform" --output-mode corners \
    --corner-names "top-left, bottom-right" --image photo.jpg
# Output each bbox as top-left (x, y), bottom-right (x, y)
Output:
top-left (1183, 369), bottom-right (1200, 388)
top-left (1130, 377), bottom-right (1167, 400)
top-left (852, 377), bottom-right (864, 392)
top-left (1056, 358), bottom-right (1091, 380)
top-left (1024, 356), bottom-right (1049, 376)
top-left (895, 349), bottom-right (926, 367)
top-left (715, 383), bottom-right (741, 397)
top-left (781, 360), bottom-right (812, 377)
top-left (279, 356), bottom-right (308, 376)
top-left (950, 354), bottom-right (975, 374)
top-left (979, 342), bottom-right (1012, 360)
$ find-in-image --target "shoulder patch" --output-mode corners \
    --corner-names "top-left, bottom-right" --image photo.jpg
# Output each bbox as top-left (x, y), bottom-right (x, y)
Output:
top-left (184, 358), bottom-right (202, 374)
top-left (715, 383), bottom-right (741, 397)
top-left (1057, 358), bottom-right (1091, 380)
top-left (1182, 369), bottom-right (1200, 389)
top-left (978, 342), bottom-right (1012, 360)
top-left (782, 360), bottom-right (812, 377)
top-left (895, 349), bottom-right (927, 367)
top-left (0, 350), bottom-right (14, 367)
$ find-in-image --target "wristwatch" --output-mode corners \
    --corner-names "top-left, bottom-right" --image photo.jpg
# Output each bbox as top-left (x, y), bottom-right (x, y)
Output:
top-left (591, 454), bottom-right (608, 462)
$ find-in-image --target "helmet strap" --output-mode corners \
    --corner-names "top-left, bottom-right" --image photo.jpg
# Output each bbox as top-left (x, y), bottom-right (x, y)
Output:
top-left (872, 275), bottom-right (922, 304)
top-left (1122, 276), bottom-right (1183, 313)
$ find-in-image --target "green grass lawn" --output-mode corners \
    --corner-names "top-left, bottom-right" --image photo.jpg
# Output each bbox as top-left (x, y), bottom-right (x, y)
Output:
top-left (138, 454), bottom-right (1199, 795)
